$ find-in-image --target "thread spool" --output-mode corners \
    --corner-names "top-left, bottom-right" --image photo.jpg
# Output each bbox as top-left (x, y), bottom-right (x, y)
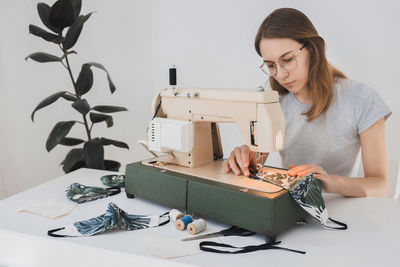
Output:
top-left (169, 65), bottom-right (177, 90)
top-left (169, 209), bottom-right (184, 222)
top-left (175, 215), bottom-right (193, 231)
top-left (187, 219), bottom-right (207, 235)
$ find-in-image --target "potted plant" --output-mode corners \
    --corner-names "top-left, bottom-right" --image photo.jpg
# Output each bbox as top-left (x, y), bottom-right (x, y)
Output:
top-left (26, 0), bottom-right (129, 173)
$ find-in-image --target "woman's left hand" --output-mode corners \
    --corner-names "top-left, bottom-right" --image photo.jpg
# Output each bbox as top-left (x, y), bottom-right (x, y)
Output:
top-left (287, 164), bottom-right (337, 193)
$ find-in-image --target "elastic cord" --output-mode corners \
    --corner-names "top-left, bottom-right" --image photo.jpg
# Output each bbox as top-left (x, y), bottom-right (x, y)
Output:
top-left (47, 227), bottom-right (69, 238)
top-left (199, 240), bottom-right (306, 254)
top-left (325, 217), bottom-right (348, 230)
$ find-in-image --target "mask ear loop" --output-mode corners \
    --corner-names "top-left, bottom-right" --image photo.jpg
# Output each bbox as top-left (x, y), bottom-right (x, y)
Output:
top-left (48, 227), bottom-right (69, 238)
top-left (158, 211), bottom-right (170, 226)
top-left (325, 218), bottom-right (348, 230)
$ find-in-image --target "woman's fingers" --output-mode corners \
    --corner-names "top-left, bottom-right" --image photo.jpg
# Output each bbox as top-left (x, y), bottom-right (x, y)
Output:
top-left (223, 160), bottom-right (230, 173)
top-left (288, 164), bottom-right (315, 176)
top-left (228, 155), bottom-right (241, 175)
top-left (224, 146), bottom-right (252, 176)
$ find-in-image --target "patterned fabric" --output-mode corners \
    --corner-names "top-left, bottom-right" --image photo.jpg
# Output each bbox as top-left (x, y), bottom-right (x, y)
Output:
top-left (251, 171), bottom-right (346, 229)
top-left (65, 183), bottom-right (121, 204)
top-left (48, 202), bottom-right (170, 237)
top-left (101, 174), bottom-right (125, 187)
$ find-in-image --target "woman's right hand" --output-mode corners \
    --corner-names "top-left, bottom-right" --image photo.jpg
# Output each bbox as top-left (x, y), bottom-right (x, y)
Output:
top-left (223, 145), bottom-right (257, 177)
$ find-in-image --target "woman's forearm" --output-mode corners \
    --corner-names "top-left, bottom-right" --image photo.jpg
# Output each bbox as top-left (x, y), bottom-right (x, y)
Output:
top-left (332, 175), bottom-right (389, 197)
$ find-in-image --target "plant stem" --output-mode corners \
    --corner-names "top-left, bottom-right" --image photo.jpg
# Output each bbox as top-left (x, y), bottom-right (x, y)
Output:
top-left (61, 45), bottom-right (92, 141)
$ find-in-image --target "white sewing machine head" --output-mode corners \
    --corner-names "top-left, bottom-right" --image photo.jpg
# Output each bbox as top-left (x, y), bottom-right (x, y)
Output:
top-left (145, 87), bottom-right (285, 168)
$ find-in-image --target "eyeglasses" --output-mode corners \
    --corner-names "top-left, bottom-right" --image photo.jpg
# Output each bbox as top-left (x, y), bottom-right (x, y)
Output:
top-left (259, 43), bottom-right (307, 77)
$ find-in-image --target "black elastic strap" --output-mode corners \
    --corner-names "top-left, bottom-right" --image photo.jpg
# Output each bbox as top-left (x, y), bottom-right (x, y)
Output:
top-left (158, 211), bottom-right (170, 226)
top-left (48, 227), bottom-right (69, 238)
top-left (199, 240), bottom-right (306, 254)
top-left (325, 217), bottom-right (348, 230)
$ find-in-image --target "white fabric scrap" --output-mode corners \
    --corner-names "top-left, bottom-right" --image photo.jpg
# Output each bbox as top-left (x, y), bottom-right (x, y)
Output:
top-left (17, 198), bottom-right (77, 219)
top-left (140, 233), bottom-right (203, 259)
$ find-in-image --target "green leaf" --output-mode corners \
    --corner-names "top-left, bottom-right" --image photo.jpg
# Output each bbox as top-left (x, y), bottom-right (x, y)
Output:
top-left (75, 64), bottom-right (93, 96)
top-left (63, 13), bottom-right (92, 50)
top-left (86, 62), bottom-right (116, 94)
top-left (25, 52), bottom-right (61, 63)
top-left (72, 98), bottom-right (90, 115)
top-left (100, 138), bottom-right (129, 149)
top-left (29, 25), bottom-right (65, 44)
top-left (31, 91), bottom-right (69, 122)
top-left (84, 138), bottom-right (105, 169)
top-left (49, 0), bottom-right (76, 30)
top-left (37, 3), bottom-right (60, 33)
top-left (91, 105), bottom-right (128, 113)
top-left (89, 113), bottom-right (113, 127)
top-left (62, 148), bottom-right (85, 173)
top-left (71, 0), bottom-right (81, 17)
top-left (60, 137), bottom-right (85, 146)
top-left (61, 93), bottom-right (78, 101)
top-left (46, 121), bottom-right (76, 152)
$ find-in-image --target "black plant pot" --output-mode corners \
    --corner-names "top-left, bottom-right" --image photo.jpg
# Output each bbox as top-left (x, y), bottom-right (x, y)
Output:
top-left (64, 160), bottom-right (121, 173)
top-left (104, 160), bottom-right (121, 172)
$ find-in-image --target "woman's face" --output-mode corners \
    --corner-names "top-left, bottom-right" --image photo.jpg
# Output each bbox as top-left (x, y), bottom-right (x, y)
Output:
top-left (259, 38), bottom-right (310, 97)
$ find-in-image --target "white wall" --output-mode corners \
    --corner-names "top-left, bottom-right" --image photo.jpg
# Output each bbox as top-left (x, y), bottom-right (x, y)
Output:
top-left (0, 0), bottom-right (399, 199)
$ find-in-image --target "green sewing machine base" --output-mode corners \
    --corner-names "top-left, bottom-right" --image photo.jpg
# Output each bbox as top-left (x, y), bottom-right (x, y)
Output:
top-left (125, 161), bottom-right (307, 237)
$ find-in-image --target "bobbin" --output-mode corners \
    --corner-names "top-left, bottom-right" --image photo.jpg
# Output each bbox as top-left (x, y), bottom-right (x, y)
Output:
top-left (187, 219), bottom-right (207, 235)
top-left (175, 215), bottom-right (193, 231)
top-left (169, 209), bottom-right (184, 222)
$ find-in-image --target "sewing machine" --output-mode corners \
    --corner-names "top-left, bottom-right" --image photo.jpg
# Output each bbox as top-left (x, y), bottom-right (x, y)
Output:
top-left (125, 87), bottom-right (307, 237)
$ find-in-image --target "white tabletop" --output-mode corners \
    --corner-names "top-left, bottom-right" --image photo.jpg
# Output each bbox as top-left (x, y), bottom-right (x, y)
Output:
top-left (0, 168), bottom-right (399, 267)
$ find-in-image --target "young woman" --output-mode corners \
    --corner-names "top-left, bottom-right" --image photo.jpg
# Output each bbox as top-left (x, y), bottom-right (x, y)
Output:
top-left (224, 8), bottom-right (391, 197)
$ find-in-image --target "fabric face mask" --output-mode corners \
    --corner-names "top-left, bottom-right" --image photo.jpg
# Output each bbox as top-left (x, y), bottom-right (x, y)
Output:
top-left (250, 171), bottom-right (347, 229)
top-left (101, 174), bottom-right (125, 187)
top-left (65, 183), bottom-right (121, 204)
top-left (48, 202), bottom-right (170, 237)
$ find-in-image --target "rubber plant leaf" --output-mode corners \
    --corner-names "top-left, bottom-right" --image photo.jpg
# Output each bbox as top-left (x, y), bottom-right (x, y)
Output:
top-left (46, 121), bottom-right (76, 152)
top-left (70, 0), bottom-right (81, 18)
top-left (63, 12), bottom-right (92, 50)
top-left (75, 64), bottom-right (93, 96)
top-left (62, 93), bottom-right (78, 101)
top-left (72, 98), bottom-right (90, 115)
top-left (31, 91), bottom-right (69, 122)
top-left (100, 138), bottom-right (129, 149)
top-left (89, 113), bottom-right (113, 128)
top-left (49, 0), bottom-right (76, 30)
top-left (29, 24), bottom-right (65, 43)
top-left (25, 52), bottom-right (62, 63)
top-left (86, 62), bottom-right (116, 93)
top-left (84, 138), bottom-right (105, 169)
top-left (60, 137), bottom-right (85, 146)
top-left (91, 105), bottom-right (128, 113)
top-left (37, 3), bottom-right (60, 33)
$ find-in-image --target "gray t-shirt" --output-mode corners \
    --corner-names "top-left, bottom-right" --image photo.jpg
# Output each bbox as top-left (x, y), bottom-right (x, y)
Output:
top-left (279, 78), bottom-right (391, 177)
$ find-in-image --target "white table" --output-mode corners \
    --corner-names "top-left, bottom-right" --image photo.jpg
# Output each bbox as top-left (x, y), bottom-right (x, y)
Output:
top-left (0, 168), bottom-right (399, 267)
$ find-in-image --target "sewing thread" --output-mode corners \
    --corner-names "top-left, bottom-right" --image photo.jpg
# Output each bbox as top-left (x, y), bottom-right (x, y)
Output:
top-left (188, 219), bottom-right (207, 235)
top-left (169, 209), bottom-right (184, 222)
top-left (175, 215), bottom-right (193, 231)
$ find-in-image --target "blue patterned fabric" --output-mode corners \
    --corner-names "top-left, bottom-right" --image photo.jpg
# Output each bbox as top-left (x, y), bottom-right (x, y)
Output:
top-left (65, 183), bottom-right (121, 204)
top-left (48, 202), bottom-right (170, 237)
top-left (251, 171), bottom-right (345, 229)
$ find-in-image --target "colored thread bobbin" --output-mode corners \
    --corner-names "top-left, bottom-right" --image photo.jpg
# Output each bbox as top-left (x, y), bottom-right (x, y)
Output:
top-left (169, 209), bottom-right (184, 222)
top-left (175, 215), bottom-right (193, 231)
top-left (187, 219), bottom-right (207, 235)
